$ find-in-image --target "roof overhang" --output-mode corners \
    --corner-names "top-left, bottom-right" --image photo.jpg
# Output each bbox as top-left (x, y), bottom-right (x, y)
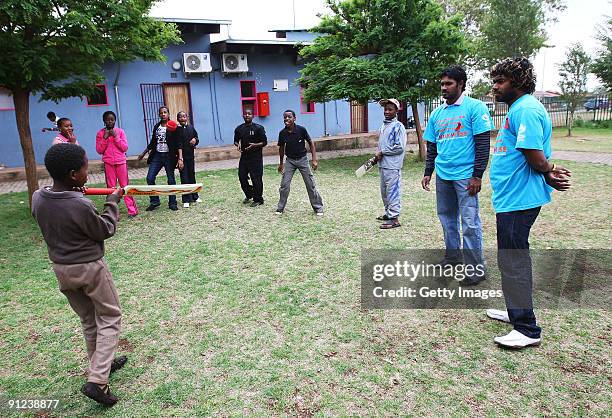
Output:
top-left (157, 17), bottom-right (231, 35)
top-left (211, 39), bottom-right (311, 54)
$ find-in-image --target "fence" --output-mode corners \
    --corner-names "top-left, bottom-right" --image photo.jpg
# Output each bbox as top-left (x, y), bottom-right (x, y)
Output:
top-left (424, 94), bottom-right (612, 130)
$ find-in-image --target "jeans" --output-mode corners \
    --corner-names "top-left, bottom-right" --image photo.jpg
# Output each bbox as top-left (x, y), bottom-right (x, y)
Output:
top-left (277, 156), bottom-right (323, 212)
top-left (146, 152), bottom-right (177, 207)
top-left (496, 207), bottom-right (542, 339)
top-left (379, 168), bottom-right (402, 219)
top-left (436, 177), bottom-right (484, 271)
top-left (238, 155), bottom-right (264, 203)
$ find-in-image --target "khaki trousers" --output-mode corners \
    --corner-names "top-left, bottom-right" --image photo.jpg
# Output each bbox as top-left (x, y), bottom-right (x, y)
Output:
top-left (53, 258), bottom-right (122, 385)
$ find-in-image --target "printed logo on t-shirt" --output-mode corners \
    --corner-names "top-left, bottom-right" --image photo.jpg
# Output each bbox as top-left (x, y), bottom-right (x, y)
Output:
top-left (517, 123), bottom-right (527, 144)
top-left (435, 115), bottom-right (468, 142)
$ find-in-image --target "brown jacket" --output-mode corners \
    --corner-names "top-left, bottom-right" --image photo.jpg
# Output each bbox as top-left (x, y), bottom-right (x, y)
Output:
top-left (32, 187), bottom-right (119, 264)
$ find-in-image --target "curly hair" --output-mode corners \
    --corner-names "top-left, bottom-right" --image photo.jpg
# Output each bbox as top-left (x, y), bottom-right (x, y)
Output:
top-left (44, 143), bottom-right (86, 180)
top-left (490, 57), bottom-right (536, 94)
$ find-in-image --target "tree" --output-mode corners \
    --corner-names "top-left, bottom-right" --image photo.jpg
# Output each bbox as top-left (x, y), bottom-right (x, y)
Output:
top-left (592, 16), bottom-right (612, 91)
top-left (558, 44), bottom-right (591, 137)
top-left (0, 1), bottom-right (181, 206)
top-left (437, 0), bottom-right (565, 70)
top-left (470, 78), bottom-right (492, 97)
top-left (298, 0), bottom-right (469, 160)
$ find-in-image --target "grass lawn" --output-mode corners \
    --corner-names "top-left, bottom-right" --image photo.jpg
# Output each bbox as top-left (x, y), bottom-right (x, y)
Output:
top-left (0, 155), bottom-right (610, 416)
top-left (552, 126), bottom-right (612, 153)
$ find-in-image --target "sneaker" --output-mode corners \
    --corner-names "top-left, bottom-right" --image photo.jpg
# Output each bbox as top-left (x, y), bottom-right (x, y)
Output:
top-left (486, 309), bottom-right (510, 323)
top-left (437, 257), bottom-right (463, 267)
top-left (460, 273), bottom-right (487, 286)
top-left (196, 198), bottom-right (203, 203)
top-left (183, 202), bottom-right (190, 208)
top-left (169, 206), bottom-right (178, 211)
top-left (250, 201), bottom-right (264, 207)
top-left (494, 329), bottom-right (541, 348)
top-left (145, 204), bottom-right (160, 212)
top-left (380, 219), bottom-right (401, 229)
top-left (243, 197), bottom-right (252, 204)
top-left (81, 382), bottom-right (118, 406)
top-left (315, 211), bottom-right (324, 217)
top-left (275, 210), bottom-right (283, 215)
top-left (127, 213), bottom-right (138, 218)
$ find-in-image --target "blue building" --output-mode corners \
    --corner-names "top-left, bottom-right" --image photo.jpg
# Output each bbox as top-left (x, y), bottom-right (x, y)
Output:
top-left (0, 18), bottom-right (416, 168)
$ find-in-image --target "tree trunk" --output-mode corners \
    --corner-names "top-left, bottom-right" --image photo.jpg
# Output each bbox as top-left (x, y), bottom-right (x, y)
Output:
top-left (12, 88), bottom-right (38, 207)
top-left (411, 102), bottom-right (426, 161)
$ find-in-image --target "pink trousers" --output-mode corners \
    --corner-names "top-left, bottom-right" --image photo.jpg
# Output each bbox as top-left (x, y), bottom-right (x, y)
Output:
top-left (104, 163), bottom-right (138, 216)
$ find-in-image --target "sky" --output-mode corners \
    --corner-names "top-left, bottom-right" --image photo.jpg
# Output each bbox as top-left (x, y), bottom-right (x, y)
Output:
top-left (150, 0), bottom-right (610, 92)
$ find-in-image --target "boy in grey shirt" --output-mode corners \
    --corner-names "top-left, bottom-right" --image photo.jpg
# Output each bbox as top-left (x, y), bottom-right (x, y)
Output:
top-left (32, 144), bottom-right (126, 406)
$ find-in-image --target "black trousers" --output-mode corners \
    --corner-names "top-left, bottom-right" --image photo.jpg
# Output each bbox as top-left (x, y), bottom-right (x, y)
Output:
top-left (496, 206), bottom-right (542, 339)
top-left (179, 158), bottom-right (199, 203)
top-left (238, 155), bottom-right (264, 202)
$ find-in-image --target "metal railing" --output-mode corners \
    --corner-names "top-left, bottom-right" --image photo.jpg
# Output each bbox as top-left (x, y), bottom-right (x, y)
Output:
top-left (423, 94), bottom-right (612, 129)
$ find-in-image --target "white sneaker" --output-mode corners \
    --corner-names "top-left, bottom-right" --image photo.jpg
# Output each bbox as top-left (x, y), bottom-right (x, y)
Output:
top-left (315, 212), bottom-right (324, 217)
top-left (183, 203), bottom-right (190, 208)
top-left (275, 210), bottom-right (283, 215)
top-left (196, 198), bottom-right (203, 203)
top-left (494, 330), bottom-right (541, 348)
top-left (486, 309), bottom-right (510, 323)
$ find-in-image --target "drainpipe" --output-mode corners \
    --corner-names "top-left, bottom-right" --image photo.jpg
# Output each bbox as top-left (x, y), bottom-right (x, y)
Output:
top-left (323, 102), bottom-right (328, 136)
top-left (113, 63), bottom-right (122, 127)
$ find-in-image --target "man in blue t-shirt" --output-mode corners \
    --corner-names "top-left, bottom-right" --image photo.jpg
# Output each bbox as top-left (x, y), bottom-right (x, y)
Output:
top-left (422, 66), bottom-right (492, 285)
top-left (486, 57), bottom-right (571, 349)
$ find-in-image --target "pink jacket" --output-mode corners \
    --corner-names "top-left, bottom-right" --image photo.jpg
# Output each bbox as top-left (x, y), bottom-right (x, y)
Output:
top-left (95, 127), bottom-right (128, 165)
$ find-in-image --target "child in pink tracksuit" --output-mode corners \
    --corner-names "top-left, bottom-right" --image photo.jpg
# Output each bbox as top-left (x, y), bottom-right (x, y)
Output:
top-left (95, 111), bottom-right (138, 217)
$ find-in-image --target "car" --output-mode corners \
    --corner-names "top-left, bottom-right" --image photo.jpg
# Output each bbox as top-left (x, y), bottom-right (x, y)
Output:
top-left (584, 98), bottom-right (610, 111)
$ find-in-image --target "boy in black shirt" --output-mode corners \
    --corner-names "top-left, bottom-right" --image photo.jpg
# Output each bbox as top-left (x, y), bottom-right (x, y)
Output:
top-left (173, 111), bottom-right (200, 208)
top-left (234, 109), bottom-right (267, 206)
top-left (276, 109), bottom-right (324, 215)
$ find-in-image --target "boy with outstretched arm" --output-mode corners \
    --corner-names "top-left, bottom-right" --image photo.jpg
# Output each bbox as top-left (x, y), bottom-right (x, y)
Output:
top-left (31, 143), bottom-right (127, 406)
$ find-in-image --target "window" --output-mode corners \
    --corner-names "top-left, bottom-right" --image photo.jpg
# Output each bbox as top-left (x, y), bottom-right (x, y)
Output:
top-left (240, 80), bottom-right (257, 115)
top-left (0, 87), bottom-right (14, 110)
top-left (87, 84), bottom-right (109, 106)
top-left (300, 87), bottom-right (315, 114)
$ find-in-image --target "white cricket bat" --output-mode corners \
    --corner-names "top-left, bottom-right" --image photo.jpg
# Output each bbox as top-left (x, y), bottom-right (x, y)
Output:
top-left (355, 157), bottom-right (377, 177)
top-left (84, 183), bottom-right (203, 196)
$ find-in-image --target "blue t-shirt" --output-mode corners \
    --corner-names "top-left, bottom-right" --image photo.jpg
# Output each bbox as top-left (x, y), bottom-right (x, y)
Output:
top-left (489, 94), bottom-right (552, 213)
top-left (424, 95), bottom-right (492, 180)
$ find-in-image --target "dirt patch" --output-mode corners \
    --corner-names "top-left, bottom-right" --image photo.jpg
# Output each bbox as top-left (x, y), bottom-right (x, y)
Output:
top-left (118, 338), bottom-right (134, 352)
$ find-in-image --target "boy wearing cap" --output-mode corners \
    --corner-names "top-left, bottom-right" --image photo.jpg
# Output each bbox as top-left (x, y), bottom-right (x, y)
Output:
top-left (375, 99), bottom-right (407, 229)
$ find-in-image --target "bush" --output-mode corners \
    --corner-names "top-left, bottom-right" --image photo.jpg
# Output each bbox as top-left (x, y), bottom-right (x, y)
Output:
top-left (571, 119), bottom-right (612, 129)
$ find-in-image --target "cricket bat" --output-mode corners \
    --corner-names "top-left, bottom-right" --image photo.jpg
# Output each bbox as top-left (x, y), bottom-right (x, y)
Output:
top-left (355, 156), bottom-right (377, 177)
top-left (84, 183), bottom-right (203, 196)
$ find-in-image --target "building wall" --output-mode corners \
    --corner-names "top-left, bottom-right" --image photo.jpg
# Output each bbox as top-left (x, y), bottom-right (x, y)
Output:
top-left (0, 30), bottom-right (429, 168)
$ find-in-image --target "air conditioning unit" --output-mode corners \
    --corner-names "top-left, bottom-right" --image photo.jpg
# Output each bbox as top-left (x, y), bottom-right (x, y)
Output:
top-left (183, 53), bottom-right (212, 73)
top-left (222, 53), bottom-right (248, 73)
